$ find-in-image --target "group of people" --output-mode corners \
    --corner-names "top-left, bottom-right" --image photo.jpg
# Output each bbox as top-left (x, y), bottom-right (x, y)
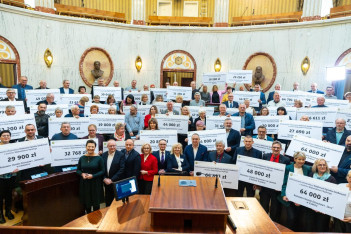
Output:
top-left (1, 76), bottom-right (351, 232)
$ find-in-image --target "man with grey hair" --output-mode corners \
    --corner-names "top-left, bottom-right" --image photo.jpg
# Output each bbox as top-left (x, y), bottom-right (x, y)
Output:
top-left (208, 140), bottom-right (232, 164)
top-left (36, 80), bottom-right (49, 89)
top-left (308, 82), bottom-right (324, 94)
top-left (125, 104), bottom-right (143, 139)
top-left (65, 105), bottom-right (83, 118)
top-left (184, 133), bottom-right (208, 175)
top-left (51, 122), bottom-right (78, 140)
top-left (37, 93), bottom-right (56, 105)
top-left (267, 83), bottom-right (281, 103)
top-left (190, 92), bottom-right (205, 106)
top-left (125, 79), bottom-right (138, 92)
top-left (161, 101), bottom-right (179, 115)
top-left (59, 79), bottom-right (74, 94)
top-left (4, 105), bottom-right (16, 116)
top-left (267, 92), bottom-right (286, 107)
top-left (324, 86), bottom-right (337, 99)
top-left (34, 103), bottom-right (50, 137)
top-left (325, 118), bottom-right (351, 145)
top-left (312, 96), bottom-right (327, 108)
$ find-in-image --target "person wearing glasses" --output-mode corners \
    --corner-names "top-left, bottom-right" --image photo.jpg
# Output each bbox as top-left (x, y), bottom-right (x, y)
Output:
top-left (82, 124), bottom-right (104, 155)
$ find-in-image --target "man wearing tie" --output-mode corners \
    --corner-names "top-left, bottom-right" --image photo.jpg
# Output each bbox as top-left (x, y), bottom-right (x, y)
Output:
top-left (102, 140), bottom-right (125, 206)
top-left (223, 93), bottom-right (239, 109)
top-left (152, 139), bottom-right (170, 175)
top-left (121, 139), bottom-right (141, 180)
top-left (184, 133), bottom-right (208, 176)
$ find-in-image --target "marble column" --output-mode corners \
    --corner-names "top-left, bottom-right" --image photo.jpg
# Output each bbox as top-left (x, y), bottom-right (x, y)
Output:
top-left (214, 0), bottom-right (229, 27)
top-left (132, 0), bottom-right (146, 25)
top-left (301, 0), bottom-right (333, 21)
top-left (34, 0), bottom-right (55, 14)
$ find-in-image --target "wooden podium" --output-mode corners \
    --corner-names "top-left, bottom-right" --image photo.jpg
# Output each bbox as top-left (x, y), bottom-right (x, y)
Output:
top-left (149, 176), bottom-right (229, 230)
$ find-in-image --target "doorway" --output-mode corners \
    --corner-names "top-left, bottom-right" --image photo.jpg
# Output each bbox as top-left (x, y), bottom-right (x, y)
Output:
top-left (162, 71), bottom-right (194, 87)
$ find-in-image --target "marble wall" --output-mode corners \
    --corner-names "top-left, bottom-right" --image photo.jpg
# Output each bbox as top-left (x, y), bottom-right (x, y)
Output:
top-left (0, 4), bottom-right (350, 93)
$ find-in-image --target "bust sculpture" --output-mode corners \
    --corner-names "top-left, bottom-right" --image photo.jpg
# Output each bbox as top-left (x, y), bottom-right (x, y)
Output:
top-left (91, 61), bottom-right (104, 84)
top-left (253, 66), bottom-right (265, 85)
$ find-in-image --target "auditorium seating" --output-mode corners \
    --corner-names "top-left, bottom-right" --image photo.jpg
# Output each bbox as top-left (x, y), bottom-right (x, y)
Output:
top-left (330, 4), bottom-right (351, 18)
top-left (231, 12), bottom-right (302, 27)
top-left (0, 0), bottom-right (26, 8)
top-left (54, 4), bottom-right (126, 23)
top-left (148, 16), bottom-right (212, 27)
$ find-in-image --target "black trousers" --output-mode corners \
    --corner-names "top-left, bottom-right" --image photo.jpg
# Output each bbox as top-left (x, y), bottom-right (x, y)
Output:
top-left (238, 181), bottom-right (255, 197)
top-left (284, 203), bottom-right (308, 232)
top-left (305, 208), bottom-right (331, 232)
top-left (334, 218), bottom-right (351, 233)
top-left (0, 176), bottom-right (16, 211)
top-left (104, 184), bottom-right (115, 207)
top-left (259, 188), bottom-right (281, 223)
top-left (138, 180), bottom-right (153, 195)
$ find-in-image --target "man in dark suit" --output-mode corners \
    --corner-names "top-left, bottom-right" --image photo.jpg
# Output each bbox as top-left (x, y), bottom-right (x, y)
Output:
top-left (307, 82), bottom-right (324, 94)
top-left (208, 140), bottom-right (232, 164)
top-left (59, 80), bottom-right (74, 94)
top-left (184, 133), bottom-right (208, 175)
top-left (121, 139), bottom-right (141, 180)
top-left (232, 104), bottom-right (255, 136)
top-left (325, 118), bottom-right (351, 146)
top-left (331, 135), bottom-right (351, 184)
top-left (222, 93), bottom-right (239, 108)
top-left (102, 140), bottom-right (125, 206)
top-left (267, 83), bottom-right (281, 103)
top-left (35, 80), bottom-right (49, 89)
top-left (152, 139), bottom-right (170, 175)
top-left (224, 117), bottom-right (241, 156)
top-left (232, 136), bottom-right (262, 197)
top-left (1, 88), bottom-right (27, 113)
top-left (17, 124), bottom-right (47, 180)
top-left (259, 141), bottom-right (290, 222)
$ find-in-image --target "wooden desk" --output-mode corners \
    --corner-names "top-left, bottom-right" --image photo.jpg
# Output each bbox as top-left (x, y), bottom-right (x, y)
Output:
top-left (149, 176), bottom-right (229, 230)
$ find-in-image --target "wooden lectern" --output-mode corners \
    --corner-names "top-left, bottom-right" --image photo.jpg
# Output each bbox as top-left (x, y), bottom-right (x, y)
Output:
top-left (149, 176), bottom-right (229, 230)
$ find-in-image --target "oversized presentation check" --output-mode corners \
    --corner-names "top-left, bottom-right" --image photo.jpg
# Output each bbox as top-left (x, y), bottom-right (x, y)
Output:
top-left (0, 114), bottom-right (37, 139)
top-left (324, 99), bottom-right (349, 108)
top-left (60, 94), bottom-right (91, 105)
top-left (226, 108), bottom-right (239, 115)
top-left (123, 91), bottom-right (150, 104)
top-left (139, 130), bottom-right (177, 151)
top-left (30, 104), bottom-right (69, 117)
top-left (253, 115), bottom-right (289, 134)
top-left (50, 139), bottom-right (99, 167)
top-left (167, 86), bottom-right (192, 100)
top-left (25, 89), bottom-right (61, 106)
top-left (278, 120), bottom-right (323, 140)
top-left (89, 114), bottom-right (125, 134)
top-left (202, 72), bottom-right (227, 85)
top-left (296, 107), bottom-right (338, 127)
top-left (0, 88), bottom-right (18, 100)
top-left (286, 135), bottom-right (344, 167)
top-left (93, 86), bottom-right (122, 101)
top-left (187, 129), bottom-right (227, 151)
top-left (156, 114), bottom-right (189, 134)
top-left (153, 102), bottom-right (181, 114)
top-left (236, 155), bottom-right (286, 191)
top-left (84, 103), bottom-right (110, 115)
top-left (0, 101), bottom-right (25, 115)
top-left (268, 106), bottom-right (297, 120)
top-left (123, 105), bottom-right (152, 117)
top-left (233, 91), bottom-right (260, 107)
top-left (150, 88), bottom-right (168, 101)
top-left (187, 106), bottom-right (214, 119)
top-left (48, 117), bottom-right (90, 139)
top-left (286, 173), bottom-right (348, 220)
top-left (0, 138), bottom-right (51, 175)
top-left (206, 116), bottom-right (241, 131)
top-left (227, 70), bottom-right (252, 83)
top-left (337, 108), bottom-right (351, 129)
top-left (278, 91), bottom-right (319, 107)
top-left (194, 161), bottom-right (239, 189)
top-left (239, 136), bottom-right (285, 155)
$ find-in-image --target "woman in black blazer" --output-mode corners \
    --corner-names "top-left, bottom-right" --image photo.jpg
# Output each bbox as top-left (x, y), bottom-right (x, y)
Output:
top-left (167, 143), bottom-right (189, 174)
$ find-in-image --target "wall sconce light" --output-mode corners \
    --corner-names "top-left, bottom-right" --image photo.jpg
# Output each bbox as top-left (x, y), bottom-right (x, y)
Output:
top-left (301, 56), bottom-right (310, 75)
top-left (214, 58), bottom-right (221, 72)
top-left (135, 56), bottom-right (142, 72)
top-left (44, 49), bottom-right (53, 68)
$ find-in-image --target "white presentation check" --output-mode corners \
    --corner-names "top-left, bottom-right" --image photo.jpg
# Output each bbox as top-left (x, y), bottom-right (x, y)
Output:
top-left (156, 114), bottom-right (189, 134)
top-left (89, 114), bottom-right (125, 134)
top-left (167, 86), bottom-right (192, 101)
top-left (206, 116), bottom-right (241, 131)
top-left (48, 117), bottom-right (90, 139)
top-left (278, 120), bottom-right (323, 140)
top-left (187, 129), bottom-right (227, 151)
top-left (93, 86), bottom-right (122, 101)
top-left (25, 89), bottom-right (60, 106)
top-left (140, 130), bottom-right (178, 151)
top-left (239, 137), bottom-right (285, 155)
top-left (0, 114), bottom-right (37, 139)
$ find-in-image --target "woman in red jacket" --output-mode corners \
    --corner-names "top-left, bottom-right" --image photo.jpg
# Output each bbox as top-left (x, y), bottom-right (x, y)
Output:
top-left (139, 143), bottom-right (158, 194)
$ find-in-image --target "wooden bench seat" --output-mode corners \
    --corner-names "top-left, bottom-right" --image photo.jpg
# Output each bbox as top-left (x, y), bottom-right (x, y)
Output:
top-left (330, 5), bottom-right (351, 18)
top-left (148, 16), bottom-right (212, 27)
top-left (232, 12), bottom-right (302, 26)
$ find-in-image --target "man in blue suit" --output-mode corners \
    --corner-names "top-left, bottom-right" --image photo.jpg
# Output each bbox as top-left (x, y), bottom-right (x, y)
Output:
top-left (253, 84), bottom-right (266, 112)
top-left (232, 104), bottom-right (255, 136)
top-left (222, 93), bottom-right (239, 108)
top-left (121, 139), bottom-right (141, 179)
top-left (224, 117), bottom-right (241, 156)
top-left (102, 140), bottom-right (125, 206)
top-left (232, 136), bottom-right (262, 197)
top-left (59, 80), bottom-right (74, 94)
top-left (152, 139), bottom-right (171, 175)
top-left (331, 135), bottom-right (351, 183)
top-left (208, 140), bottom-right (232, 164)
top-left (12, 76), bottom-right (33, 101)
top-left (267, 83), bottom-right (281, 103)
top-left (307, 82), bottom-right (324, 94)
top-left (325, 118), bottom-right (351, 146)
top-left (184, 133), bottom-right (208, 175)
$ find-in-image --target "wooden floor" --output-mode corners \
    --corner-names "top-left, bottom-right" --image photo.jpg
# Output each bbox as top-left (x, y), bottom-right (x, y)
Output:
top-left (0, 209), bottom-right (23, 226)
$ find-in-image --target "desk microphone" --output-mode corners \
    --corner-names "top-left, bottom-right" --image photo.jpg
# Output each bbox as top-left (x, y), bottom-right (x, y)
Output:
top-left (215, 175), bottom-right (218, 188)
top-left (196, 172), bottom-right (202, 176)
top-left (158, 174), bottom-right (160, 187)
top-left (227, 215), bottom-right (237, 230)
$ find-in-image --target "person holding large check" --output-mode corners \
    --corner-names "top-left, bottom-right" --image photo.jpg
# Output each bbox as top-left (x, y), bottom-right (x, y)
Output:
top-left (334, 170), bottom-right (351, 232)
top-left (76, 139), bottom-right (105, 214)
